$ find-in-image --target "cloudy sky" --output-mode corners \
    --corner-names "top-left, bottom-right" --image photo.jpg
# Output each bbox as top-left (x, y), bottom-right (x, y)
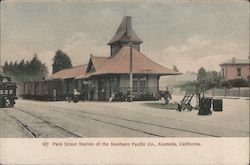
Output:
top-left (1, 0), bottom-right (249, 74)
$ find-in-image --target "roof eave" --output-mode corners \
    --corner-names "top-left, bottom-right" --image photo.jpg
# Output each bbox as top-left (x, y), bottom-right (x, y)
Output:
top-left (107, 40), bottom-right (144, 45)
top-left (76, 72), bottom-right (182, 80)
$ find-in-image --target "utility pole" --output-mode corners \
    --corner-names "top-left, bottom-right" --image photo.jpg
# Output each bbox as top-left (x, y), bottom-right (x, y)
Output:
top-left (129, 42), bottom-right (133, 102)
top-left (0, 3), bottom-right (3, 75)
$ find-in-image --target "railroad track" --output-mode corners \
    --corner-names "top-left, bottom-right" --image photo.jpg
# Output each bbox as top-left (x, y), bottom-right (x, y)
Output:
top-left (16, 106), bottom-right (164, 137)
top-left (18, 104), bottom-right (220, 137)
top-left (5, 111), bottom-right (39, 138)
top-left (48, 105), bottom-right (220, 137)
top-left (6, 108), bottom-right (82, 138)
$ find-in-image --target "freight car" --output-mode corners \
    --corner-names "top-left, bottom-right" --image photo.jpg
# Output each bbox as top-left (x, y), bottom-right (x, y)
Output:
top-left (23, 79), bottom-right (65, 101)
top-left (0, 74), bottom-right (17, 108)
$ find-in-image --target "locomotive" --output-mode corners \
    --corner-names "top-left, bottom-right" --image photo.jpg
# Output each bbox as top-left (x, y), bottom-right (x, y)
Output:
top-left (0, 74), bottom-right (17, 108)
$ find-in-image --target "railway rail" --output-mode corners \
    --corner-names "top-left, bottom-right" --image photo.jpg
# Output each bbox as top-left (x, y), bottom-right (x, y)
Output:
top-left (5, 108), bottom-right (82, 138)
top-left (5, 111), bottom-right (39, 138)
top-left (16, 104), bottom-right (222, 137)
top-left (49, 105), bottom-right (219, 137)
top-left (15, 106), bottom-right (164, 137)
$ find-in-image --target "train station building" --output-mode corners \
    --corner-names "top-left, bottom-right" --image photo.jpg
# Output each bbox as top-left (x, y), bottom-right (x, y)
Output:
top-left (50, 16), bottom-right (180, 101)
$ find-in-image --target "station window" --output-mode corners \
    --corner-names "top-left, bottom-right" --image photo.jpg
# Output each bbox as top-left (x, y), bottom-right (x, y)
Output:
top-left (237, 68), bottom-right (241, 77)
top-left (140, 81), bottom-right (146, 92)
top-left (0, 90), bottom-right (3, 94)
top-left (139, 75), bottom-right (146, 81)
top-left (112, 77), bottom-right (119, 93)
top-left (133, 80), bottom-right (138, 92)
top-left (9, 90), bottom-right (13, 94)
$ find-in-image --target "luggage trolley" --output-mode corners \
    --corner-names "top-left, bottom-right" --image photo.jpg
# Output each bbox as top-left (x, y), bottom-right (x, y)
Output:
top-left (177, 93), bottom-right (195, 111)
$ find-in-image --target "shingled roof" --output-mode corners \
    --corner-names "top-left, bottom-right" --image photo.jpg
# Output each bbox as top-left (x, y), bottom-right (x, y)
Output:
top-left (48, 64), bottom-right (87, 80)
top-left (90, 56), bottom-right (108, 70)
top-left (108, 16), bottom-right (143, 45)
top-left (77, 56), bottom-right (107, 79)
top-left (79, 46), bottom-right (180, 79)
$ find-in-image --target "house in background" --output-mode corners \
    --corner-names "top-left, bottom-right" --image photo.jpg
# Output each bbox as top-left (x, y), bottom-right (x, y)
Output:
top-left (220, 57), bottom-right (250, 81)
top-left (50, 16), bottom-right (181, 101)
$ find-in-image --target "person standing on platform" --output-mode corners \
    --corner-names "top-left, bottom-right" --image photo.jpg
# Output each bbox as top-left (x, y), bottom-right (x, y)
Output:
top-left (126, 87), bottom-right (131, 102)
top-left (81, 89), bottom-right (85, 102)
top-left (73, 89), bottom-right (79, 103)
top-left (53, 89), bottom-right (57, 101)
top-left (118, 89), bottom-right (123, 102)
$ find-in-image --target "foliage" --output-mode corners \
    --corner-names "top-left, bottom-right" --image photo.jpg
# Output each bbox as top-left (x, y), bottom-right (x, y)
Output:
top-left (197, 67), bottom-right (207, 82)
top-left (173, 65), bottom-right (179, 72)
top-left (178, 67), bottom-right (249, 93)
top-left (221, 78), bottom-right (249, 88)
top-left (52, 50), bottom-right (72, 74)
top-left (177, 81), bottom-right (197, 93)
top-left (3, 54), bottom-right (48, 83)
top-left (178, 67), bottom-right (222, 93)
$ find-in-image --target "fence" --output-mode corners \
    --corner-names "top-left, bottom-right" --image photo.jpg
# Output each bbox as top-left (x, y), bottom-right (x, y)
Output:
top-left (171, 87), bottom-right (250, 98)
top-left (209, 87), bottom-right (250, 98)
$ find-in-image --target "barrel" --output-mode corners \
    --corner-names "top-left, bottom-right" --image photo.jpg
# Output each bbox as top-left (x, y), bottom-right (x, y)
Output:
top-left (213, 99), bottom-right (223, 111)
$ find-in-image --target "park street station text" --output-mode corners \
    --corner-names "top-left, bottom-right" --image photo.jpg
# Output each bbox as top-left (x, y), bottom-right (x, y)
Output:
top-left (43, 141), bottom-right (201, 147)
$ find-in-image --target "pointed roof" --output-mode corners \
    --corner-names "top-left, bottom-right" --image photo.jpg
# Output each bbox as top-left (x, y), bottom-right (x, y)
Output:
top-left (78, 46), bottom-right (180, 79)
top-left (108, 16), bottom-right (143, 45)
top-left (90, 56), bottom-right (108, 69)
top-left (77, 56), bottom-right (107, 79)
top-left (48, 64), bottom-right (87, 80)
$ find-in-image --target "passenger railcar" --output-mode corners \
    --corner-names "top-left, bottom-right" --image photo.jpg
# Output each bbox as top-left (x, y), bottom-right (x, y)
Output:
top-left (0, 74), bottom-right (17, 108)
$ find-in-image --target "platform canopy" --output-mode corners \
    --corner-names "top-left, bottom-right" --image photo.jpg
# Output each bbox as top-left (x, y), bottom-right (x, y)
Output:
top-left (48, 64), bottom-right (87, 80)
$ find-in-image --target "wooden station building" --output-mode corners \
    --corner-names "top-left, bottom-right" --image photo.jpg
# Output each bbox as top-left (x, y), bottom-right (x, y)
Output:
top-left (49, 16), bottom-right (180, 101)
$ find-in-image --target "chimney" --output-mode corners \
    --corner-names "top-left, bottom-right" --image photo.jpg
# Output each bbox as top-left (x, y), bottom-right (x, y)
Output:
top-left (232, 57), bottom-right (236, 63)
top-left (126, 16), bottom-right (132, 37)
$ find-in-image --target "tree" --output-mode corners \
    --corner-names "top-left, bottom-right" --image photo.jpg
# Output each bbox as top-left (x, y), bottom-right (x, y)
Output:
top-left (29, 54), bottom-right (48, 80)
top-left (52, 50), bottom-right (72, 74)
top-left (206, 71), bottom-right (222, 89)
top-left (178, 68), bottom-right (222, 93)
top-left (173, 65), bottom-right (179, 72)
top-left (197, 67), bottom-right (207, 82)
top-left (2, 54), bottom-right (48, 83)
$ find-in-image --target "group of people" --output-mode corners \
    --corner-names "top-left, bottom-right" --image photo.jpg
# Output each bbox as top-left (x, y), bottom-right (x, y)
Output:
top-left (67, 89), bottom-right (86, 103)
top-left (52, 87), bottom-right (172, 103)
top-left (109, 88), bottom-right (131, 102)
top-left (52, 89), bottom-right (85, 103)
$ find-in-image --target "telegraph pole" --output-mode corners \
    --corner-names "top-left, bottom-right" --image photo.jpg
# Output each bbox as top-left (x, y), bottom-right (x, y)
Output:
top-left (0, 2), bottom-right (3, 74)
top-left (129, 42), bottom-right (133, 102)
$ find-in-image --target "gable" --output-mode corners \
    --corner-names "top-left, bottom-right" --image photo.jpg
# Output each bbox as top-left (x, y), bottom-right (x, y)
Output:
top-left (86, 59), bottom-right (96, 73)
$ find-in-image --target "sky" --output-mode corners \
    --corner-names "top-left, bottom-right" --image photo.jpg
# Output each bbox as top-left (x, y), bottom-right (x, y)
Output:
top-left (1, 0), bottom-right (249, 75)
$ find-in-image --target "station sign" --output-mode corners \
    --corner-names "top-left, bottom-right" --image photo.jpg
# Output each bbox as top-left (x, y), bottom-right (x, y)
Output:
top-left (82, 80), bottom-right (93, 85)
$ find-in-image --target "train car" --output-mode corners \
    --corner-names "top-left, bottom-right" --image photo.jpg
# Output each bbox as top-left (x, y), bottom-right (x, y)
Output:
top-left (0, 74), bottom-right (17, 108)
top-left (23, 79), bottom-right (64, 101)
top-left (45, 79), bottom-right (64, 100)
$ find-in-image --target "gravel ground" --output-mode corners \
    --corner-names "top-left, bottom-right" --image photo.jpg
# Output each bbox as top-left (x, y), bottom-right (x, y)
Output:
top-left (0, 96), bottom-right (249, 138)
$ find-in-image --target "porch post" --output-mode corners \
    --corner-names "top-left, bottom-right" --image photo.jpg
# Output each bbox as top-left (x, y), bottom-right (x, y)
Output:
top-left (129, 42), bottom-right (133, 102)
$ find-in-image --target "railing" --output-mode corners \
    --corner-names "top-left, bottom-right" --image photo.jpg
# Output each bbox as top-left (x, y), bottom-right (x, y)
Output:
top-left (170, 87), bottom-right (250, 98)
